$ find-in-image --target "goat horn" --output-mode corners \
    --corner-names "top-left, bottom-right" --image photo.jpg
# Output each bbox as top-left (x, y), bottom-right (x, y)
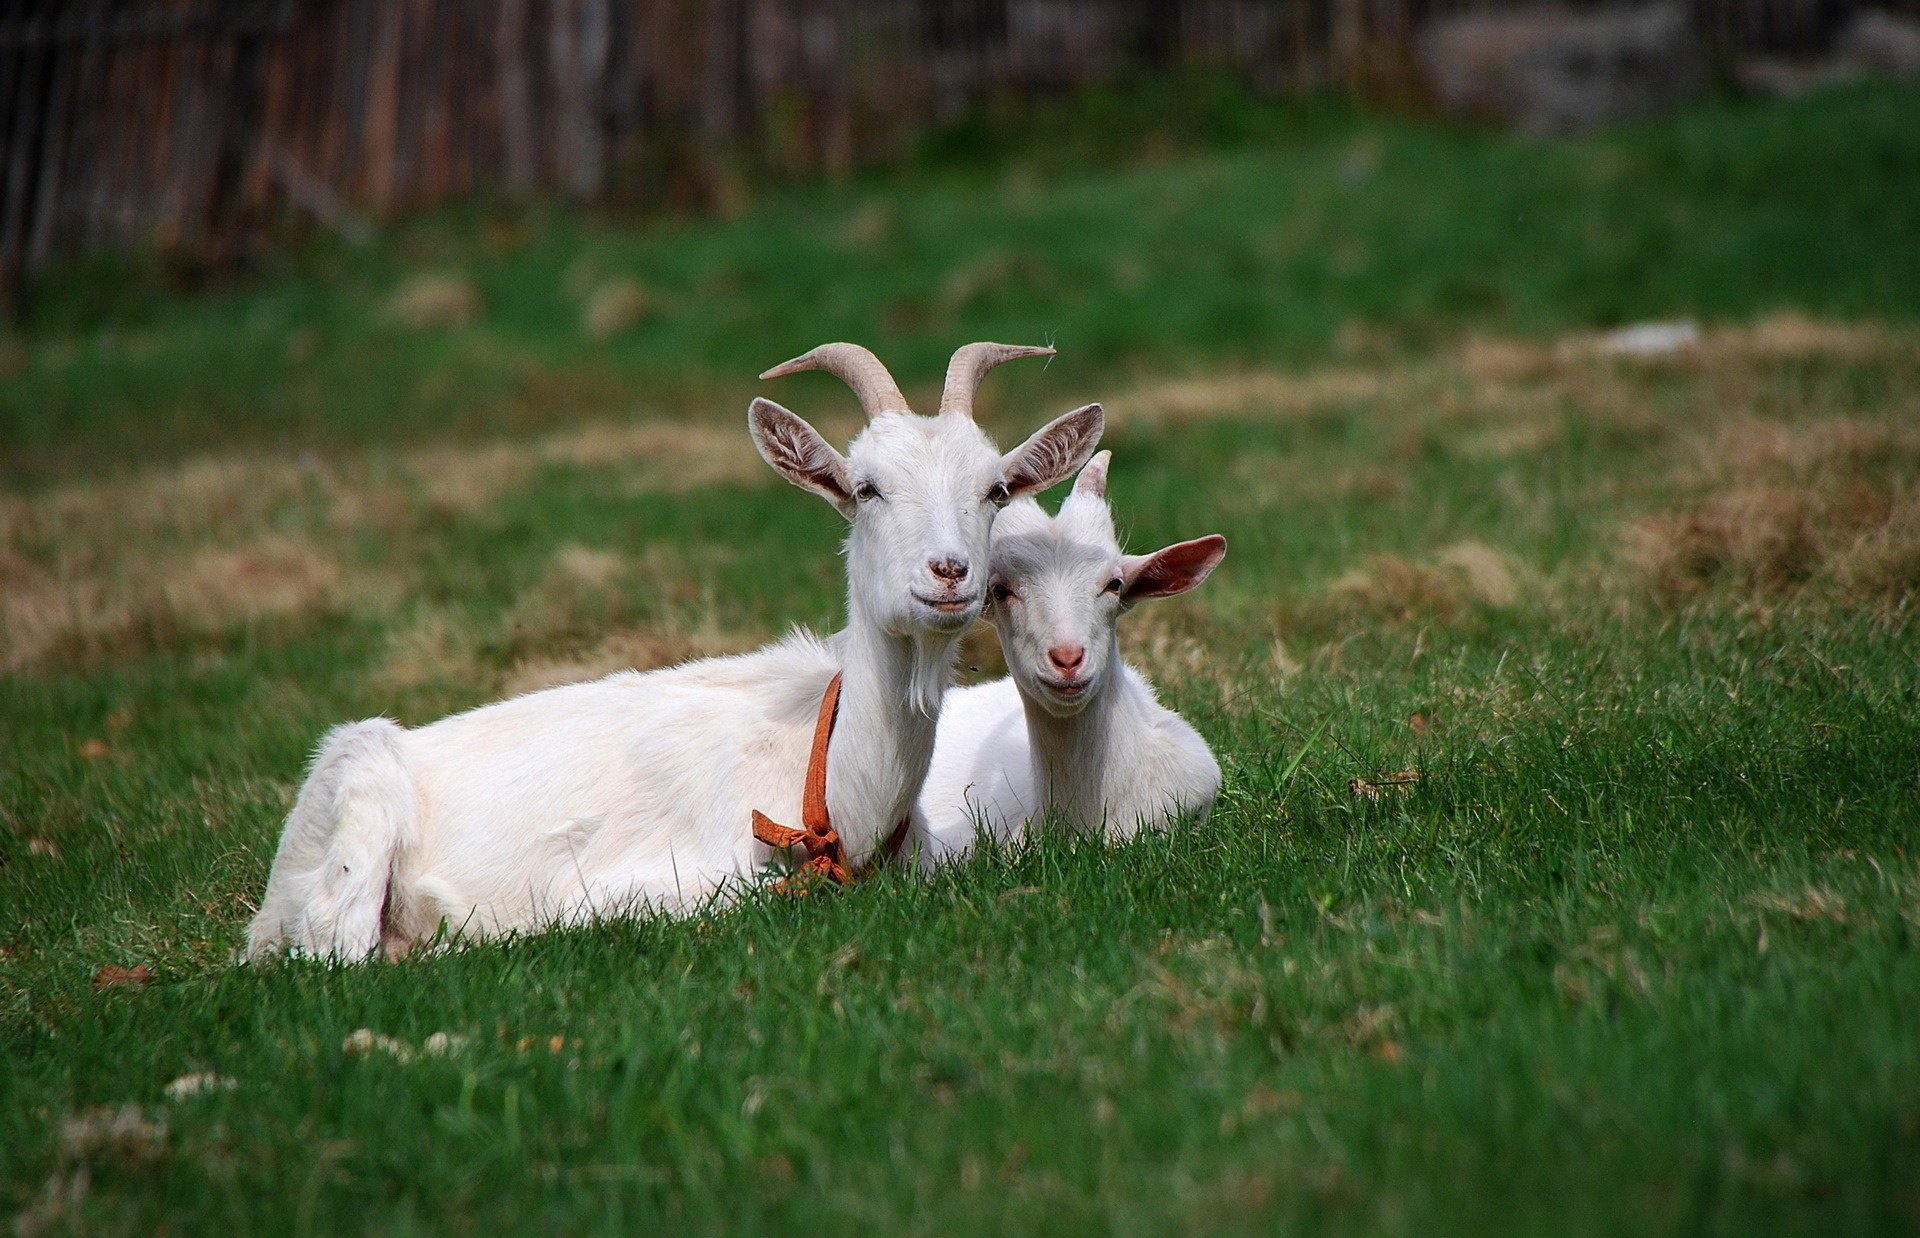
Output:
top-left (939, 342), bottom-right (1055, 418)
top-left (760, 343), bottom-right (910, 420)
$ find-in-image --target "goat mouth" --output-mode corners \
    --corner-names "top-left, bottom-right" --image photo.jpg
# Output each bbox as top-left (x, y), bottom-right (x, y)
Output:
top-left (912, 592), bottom-right (977, 614)
top-left (1039, 676), bottom-right (1088, 697)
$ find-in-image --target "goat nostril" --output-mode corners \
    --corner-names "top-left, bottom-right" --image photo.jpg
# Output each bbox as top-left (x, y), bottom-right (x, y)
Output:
top-left (1048, 644), bottom-right (1086, 673)
top-left (929, 558), bottom-right (969, 583)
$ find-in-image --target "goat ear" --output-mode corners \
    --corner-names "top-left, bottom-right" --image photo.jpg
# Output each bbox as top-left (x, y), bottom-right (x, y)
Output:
top-left (748, 397), bottom-right (855, 516)
top-left (1000, 403), bottom-right (1104, 498)
top-left (1072, 449), bottom-right (1112, 499)
top-left (1121, 535), bottom-right (1227, 602)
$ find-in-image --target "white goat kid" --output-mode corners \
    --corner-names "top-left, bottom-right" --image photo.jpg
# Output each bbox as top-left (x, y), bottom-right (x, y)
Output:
top-left (246, 342), bottom-right (1103, 959)
top-left (911, 451), bottom-right (1226, 866)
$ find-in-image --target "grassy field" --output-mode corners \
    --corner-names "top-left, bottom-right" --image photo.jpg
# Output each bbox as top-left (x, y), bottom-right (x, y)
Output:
top-left (4, 81), bottom-right (1919, 1233)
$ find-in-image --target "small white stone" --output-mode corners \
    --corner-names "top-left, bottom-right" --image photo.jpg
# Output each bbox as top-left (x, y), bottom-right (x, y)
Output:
top-left (164, 1072), bottom-right (237, 1101)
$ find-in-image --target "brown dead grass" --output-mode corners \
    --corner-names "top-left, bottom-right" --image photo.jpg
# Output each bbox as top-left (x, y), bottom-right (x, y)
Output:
top-left (385, 274), bottom-right (482, 329)
top-left (1115, 369), bottom-right (1384, 428)
top-left (1123, 606), bottom-right (1265, 697)
top-left (2, 535), bottom-right (355, 673)
top-left (495, 543), bottom-right (659, 655)
top-left (1720, 312), bottom-right (1895, 363)
top-left (403, 419), bottom-right (768, 515)
top-left (1553, 312), bottom-right (1897, 366)
top-left (500, 618), bottom-right (759, 696)
top-left (581, 279), bottom-right (653, 339)
top-left (1320, 540), bottom-right (1529, 624)
top-left (1752, 885), bottom-right (1850, 924)
top-left (377, 611), bottom-right (484, 692)
top-left (1627, 419), bottom-right (1920, 606)
top-left (1112, 316), bottom-right (1905, 443)
top-left (9, 315), bottom-right (1908, 673)
top-left (377, 541), bottom-right (756, 696)
top-left (1, 415), bottom-right (768, 675)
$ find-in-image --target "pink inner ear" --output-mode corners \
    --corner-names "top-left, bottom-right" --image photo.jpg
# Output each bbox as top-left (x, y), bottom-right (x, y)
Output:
top-left (1006, 403), bottom-right (1104, 495)
top-left (753, 401), bottom-right (851, 502)
top-left (1126, 535), bottom-right (1227, 600)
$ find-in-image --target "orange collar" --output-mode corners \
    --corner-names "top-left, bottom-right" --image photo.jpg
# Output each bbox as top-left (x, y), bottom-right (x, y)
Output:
top-left (751, 672), bottom-right (910, 889)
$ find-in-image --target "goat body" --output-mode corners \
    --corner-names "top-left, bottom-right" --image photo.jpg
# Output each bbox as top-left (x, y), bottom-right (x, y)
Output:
top-left (246, 342), bottom-right (1102, 959)
top-left (911, 451), bottom-right (1225, 866)
top-left (913, 662), bottom-right (1220, 866)
top-left (251, 629), bottom-right (941, 954)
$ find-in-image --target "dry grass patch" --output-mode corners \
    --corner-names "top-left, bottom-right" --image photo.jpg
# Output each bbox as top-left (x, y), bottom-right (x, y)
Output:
top-left (378, 541), bottom-right (756, 696)
top-left (1115, 369), bottom-right (1384, 427)
top-left (1, 535), bottom-right (357, 673)
top-left (1553, 313), bottom-right (1899, 367)
top-left (404, 419), bottom-right (770, 515)
top-left (377, 610), bottom-right (487, 692)
top-left (1112, 317), bottom-right (1907, 444)
top-left (1713, 312), bottom-right (1897, 363)
top-left (385, 274), bottom-right (482, 329)
top-left (1752, 886), bottom-right (1851, 925)
top-left (1125, 607), bottom-right (1244, 693)
top-left (501, 618), bottom-right (760, 695)
top-left (498, 543), bottom-right (711, 652)
top-left (581, 279), bottom-right (654, 339)
top-left (2, 415), bottom-right (772, 674)
top-left (543, 420), bottom-right (768, 492)
top-left (1627, 418), bottom-right (1920, 606)
top-left (1318, 540), bottom-right (1529, 624)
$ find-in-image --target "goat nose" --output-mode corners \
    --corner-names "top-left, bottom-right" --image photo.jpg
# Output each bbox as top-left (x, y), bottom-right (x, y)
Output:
top-left (928, 557), bottom-right (969, 583)
top-left (1048, 644), bottom-right (1086, 674)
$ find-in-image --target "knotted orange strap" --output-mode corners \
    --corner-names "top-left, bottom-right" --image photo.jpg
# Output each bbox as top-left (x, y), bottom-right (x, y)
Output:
top-left (751, 673), bottom-right (913, 890)
top-left (752, 673), bottom-right (854, 887)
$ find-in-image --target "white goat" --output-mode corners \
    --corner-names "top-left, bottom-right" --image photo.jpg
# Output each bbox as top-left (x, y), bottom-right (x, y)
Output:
top-left (246, 342), bottom-right (1103, 959)
top-left (911, 451), bottom-right (1226, 866)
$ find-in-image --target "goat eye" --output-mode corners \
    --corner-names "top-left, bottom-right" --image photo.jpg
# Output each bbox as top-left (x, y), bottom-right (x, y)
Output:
top-left (989, 583), bottom-right (1016, 603)
top-left (985, 480), bottom-right (1011, 507)
top-left (1103, 577), bottom-right (1124, 595)
top-left (854, 482), bottom-right (881, 503)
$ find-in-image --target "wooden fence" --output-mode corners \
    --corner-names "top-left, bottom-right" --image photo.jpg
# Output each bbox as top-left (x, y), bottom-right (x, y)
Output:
top-left (0, 0), bottom-right (1901, 300)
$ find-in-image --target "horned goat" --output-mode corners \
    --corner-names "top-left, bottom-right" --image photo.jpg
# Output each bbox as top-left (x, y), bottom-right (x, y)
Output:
top-left (910, 451), bottom-right (1225, 865)
top-left (246, 342), bottom-right (1102, 959)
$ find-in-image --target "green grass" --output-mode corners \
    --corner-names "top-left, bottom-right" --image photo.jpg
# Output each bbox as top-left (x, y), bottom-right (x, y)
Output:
top-left (4, 81), bottom-right (1920, 1234)
top-left (6, 78), bottom-right (1920, 481)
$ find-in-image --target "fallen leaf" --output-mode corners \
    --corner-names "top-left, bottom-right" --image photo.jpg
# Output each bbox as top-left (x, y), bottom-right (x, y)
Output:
top-left (1349, 770), bottom-right (1421, 801)
top-left (1408, 713), bottom-right (1433, 736)
top-left (27, 837), bottom-right (59, 858)
top-left (92, 964), bottom-right (152, 990)
top-left (77, 739), bottom-right (110, 759)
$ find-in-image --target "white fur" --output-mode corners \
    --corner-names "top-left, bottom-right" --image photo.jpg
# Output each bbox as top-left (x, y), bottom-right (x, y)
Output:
top-left (247, 360), bottom-right (1102, 960)
top-left (912, 457), bottom-right (1225, 866)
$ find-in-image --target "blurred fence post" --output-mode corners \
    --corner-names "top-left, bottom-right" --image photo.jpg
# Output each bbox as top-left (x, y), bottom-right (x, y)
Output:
top-left (2, 0), bottom-right (1917, 306)
top-left (497, 0), bottom-right (536, 197)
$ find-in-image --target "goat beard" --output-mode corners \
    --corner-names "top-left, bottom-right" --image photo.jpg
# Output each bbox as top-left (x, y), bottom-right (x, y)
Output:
top-left (907, 633), bottom-right (960, 719)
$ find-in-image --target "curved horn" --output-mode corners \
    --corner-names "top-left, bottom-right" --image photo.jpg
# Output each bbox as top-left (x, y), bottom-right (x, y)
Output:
top-left (760, 343), bottom-right (910, 420)
top-left (939, 342), bottom-right (1055, 418)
